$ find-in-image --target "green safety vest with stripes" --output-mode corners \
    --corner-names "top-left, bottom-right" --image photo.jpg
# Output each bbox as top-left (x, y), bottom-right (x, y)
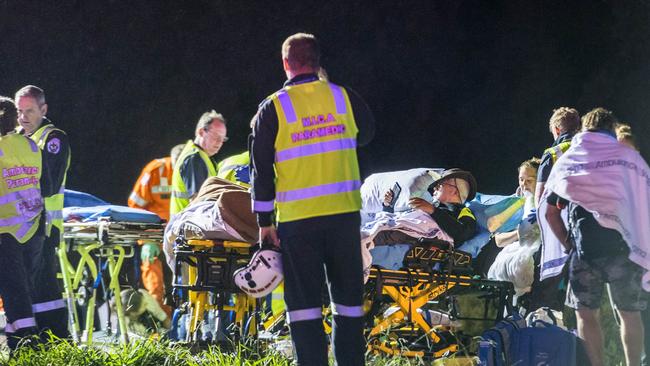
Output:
top-left (270, 80), bottom-right (361, 223)
top-left (216, 151), bottom-right (250, 187)
top-left (30, 124), bottom-right (70, 237)
top-left (0, 133), bottom-right (44, 243)
top-left (544, 141), bottom-right (571, 164)
top-left (170, 140), bottom-right (217, 215)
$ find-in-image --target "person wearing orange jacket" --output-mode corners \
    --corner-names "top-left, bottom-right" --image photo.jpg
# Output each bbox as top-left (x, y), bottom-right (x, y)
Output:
top-left (127, 144), bottom-right (184, 317)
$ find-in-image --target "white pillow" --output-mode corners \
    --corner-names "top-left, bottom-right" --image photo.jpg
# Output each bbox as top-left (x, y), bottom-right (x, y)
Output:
top-left (360, 168), bottom-right (443, 216)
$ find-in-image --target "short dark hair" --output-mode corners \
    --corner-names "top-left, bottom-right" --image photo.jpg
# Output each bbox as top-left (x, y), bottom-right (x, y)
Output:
top-left (282, 33), bottom-right (320, 70)
top-left (15, 85), bottom-right (46, 106)
top-left (0, 97), bottom-right (17, 136)
top-left (582, 107), bottom-right (618, 132)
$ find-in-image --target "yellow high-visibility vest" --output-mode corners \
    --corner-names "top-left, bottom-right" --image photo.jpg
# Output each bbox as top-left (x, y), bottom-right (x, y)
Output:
top-left (544, 141), bottom-right (571, 164)
top-left (0, 134), bottom-right (44, 243)
top-left (30, 124), bottom-right (70, 237)
top-left (216, 151), bottom-right (250, 187)
top-left (170, 140), bottom-right (217, 215)
top-left (271, 80), bottom-right (361, 223)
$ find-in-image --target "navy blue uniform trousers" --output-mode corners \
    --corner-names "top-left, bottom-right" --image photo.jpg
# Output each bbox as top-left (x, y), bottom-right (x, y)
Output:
top-left (278, 212), bottom-right (365, 366)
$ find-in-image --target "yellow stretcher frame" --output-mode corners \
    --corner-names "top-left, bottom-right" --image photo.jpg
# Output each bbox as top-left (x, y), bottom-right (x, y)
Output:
top-left (173, 239), bottom-right (259, 343)
top-left (60, 220), bottom-right (165, 344)
top-left (364, 242), bottom-right (515, 359)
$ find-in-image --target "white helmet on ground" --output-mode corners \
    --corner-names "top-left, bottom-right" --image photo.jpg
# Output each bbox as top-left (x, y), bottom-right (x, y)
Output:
top-left (233, 248), bottom-right (283, 298)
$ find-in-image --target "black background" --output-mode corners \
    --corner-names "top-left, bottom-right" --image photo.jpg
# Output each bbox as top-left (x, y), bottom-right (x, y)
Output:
top-left (2, 1), bottom-right (649, 203)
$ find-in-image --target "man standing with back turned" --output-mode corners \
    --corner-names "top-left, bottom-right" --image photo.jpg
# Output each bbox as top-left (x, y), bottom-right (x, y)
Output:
top-left (251, 33), bottom-right (375, 365)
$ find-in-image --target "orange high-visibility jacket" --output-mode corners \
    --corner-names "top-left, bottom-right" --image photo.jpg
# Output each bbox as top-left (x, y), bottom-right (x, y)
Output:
top-left (128, 157), bottom-right (173, 221)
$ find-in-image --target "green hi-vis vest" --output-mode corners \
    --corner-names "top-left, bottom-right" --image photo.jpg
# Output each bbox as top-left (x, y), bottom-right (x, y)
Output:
top-left (272, 80), bottom-right (361, 223)
top-left (30, 124), bottom-right (70, 237)
top-left (544, 141), bottom-right (571, 164)
top-left (170, 140), bottom-right (217, 215)
top-left (0, 134), bottom-right (44, 243)
top-left (217, 151), bottom-right (250, 187)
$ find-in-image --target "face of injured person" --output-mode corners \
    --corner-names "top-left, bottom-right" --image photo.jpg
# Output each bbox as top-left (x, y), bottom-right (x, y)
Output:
top-left (432, 178), bottom-right (461, 204)
top-left (518, 166), bottom-right (537, 195)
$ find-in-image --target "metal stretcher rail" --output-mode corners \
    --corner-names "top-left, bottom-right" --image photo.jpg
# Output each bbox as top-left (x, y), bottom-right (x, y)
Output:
top-left (60, 219), bottom-right (166, 344)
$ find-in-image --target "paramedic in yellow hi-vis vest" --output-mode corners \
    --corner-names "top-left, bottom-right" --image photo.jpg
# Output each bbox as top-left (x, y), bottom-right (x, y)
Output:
top-left (534, 107), bottom-right (581, 206)
top-left (15, 86), bottom-right (70, 340)
top-left (527, 107), bottom-right (581, 314)
top-left (251, 33), bottom-right (375, 366)
top-left (0, 97), bottom-right (54, 350)
top-left (170, 111), bottom-right (227, 216)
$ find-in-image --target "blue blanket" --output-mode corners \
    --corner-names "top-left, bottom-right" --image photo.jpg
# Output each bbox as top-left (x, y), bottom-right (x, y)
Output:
top-left (63, 189), bottom-right (162, 223)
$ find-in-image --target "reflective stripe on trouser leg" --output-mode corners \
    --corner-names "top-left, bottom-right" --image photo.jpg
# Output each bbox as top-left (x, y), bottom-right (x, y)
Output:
top-left (32, 299), bottom-right (66, 313)
top-left (5, 317), bottom-right (37, 333)
top-left (323, 212), bottom-right (365, 366)
top-left (287, 307), bottom-right (322, 324)
top-left (31, 229), bottom-right (70, 339)
top-left (0, 233), bottom-right (39, 349)
top-left (331, 303), bottom-right (364, 317)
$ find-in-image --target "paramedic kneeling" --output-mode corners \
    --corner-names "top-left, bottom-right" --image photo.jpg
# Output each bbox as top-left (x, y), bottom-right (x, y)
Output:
top-left (251, 33), bottom-right (375, 366)
top-left (384, 168), bottom-right (477, 243)
top-left (545, 108), bottom-right (646, 366)
top-left (0, 97), bottom-right (53, 350)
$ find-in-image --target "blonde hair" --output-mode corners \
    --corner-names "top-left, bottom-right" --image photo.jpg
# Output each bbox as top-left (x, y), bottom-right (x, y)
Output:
top-left (582, 107), bottom-right (617, 132)
top-left (549, 107), bottom-right (580, 134)
top-left (615, 123), bottom-right (639, 150)
top-left (519, 157), bottom-right (541, 173)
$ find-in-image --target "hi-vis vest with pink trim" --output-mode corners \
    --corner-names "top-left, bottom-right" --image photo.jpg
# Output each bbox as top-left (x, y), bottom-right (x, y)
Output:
top-left (30, 123), bottom-right (70, 237)
top-left (272, 80), bottom-right (361, 223)
top-left (0, 133), bottom-right (44, 243)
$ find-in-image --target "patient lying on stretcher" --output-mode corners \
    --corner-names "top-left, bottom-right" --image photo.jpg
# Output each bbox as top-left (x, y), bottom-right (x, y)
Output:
top-left (361, 168), bottom-right (479, 278)
top-left (382, 168), bottom-right (477, 244)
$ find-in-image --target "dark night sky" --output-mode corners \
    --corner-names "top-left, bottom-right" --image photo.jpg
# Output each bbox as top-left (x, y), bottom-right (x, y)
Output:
top-left (1, 1), bottom-right (649, 204)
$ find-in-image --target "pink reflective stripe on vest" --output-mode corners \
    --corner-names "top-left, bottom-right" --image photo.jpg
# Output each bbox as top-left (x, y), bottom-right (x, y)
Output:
top-left (28, 138), bottom-right (38, 152)
top-left (0, 187), bottom-right (40, 206)
top-left (5, 317), bottom-right (36, 333)
top-left (275, 138), bottom-right (357, 163)
top-left (332, 303), bottom-right (364, 317)
top-left (276, 180), bottom-right (360, 203)
top-left (253, 199), bottom-right (274, 212)
top-left (277, 91), bottom-right (297, 123)
top-left (32, 299), bottom-right (66, 313)
top-left (329, 83), bottom-right (347, 114)
top-left (287, 307), bottom-right (322, 323)
top-left (15, 221), bottom-right (32, 239)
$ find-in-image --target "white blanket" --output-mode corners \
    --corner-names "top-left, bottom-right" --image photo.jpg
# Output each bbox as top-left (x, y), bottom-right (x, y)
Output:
top-left (488, 194), bottom-right (541, 295)
top-left (361, 209), bottom-right (453, 281)
top-left (538, 190), bottom-right (570, 281)
top-left (542, 131), bottom-right (650, 289)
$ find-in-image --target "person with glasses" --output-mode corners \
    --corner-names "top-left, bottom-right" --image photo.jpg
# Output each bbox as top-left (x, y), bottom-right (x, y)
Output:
top-left (383, 168), bottom-right (478, 244)
top-left (170, 111), bottom-right (228, 215)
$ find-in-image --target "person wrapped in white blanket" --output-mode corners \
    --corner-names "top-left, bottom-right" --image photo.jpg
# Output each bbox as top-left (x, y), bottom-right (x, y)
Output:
top-left (542, 108), bottom-right (650, 366)
top-left (487, 158), bottom-right (541, 298)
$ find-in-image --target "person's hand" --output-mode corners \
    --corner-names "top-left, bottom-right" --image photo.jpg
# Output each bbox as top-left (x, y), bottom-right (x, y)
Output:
top-left (409, 197), bottom-right (434, 214)
top-left (383, 189), bottom-right (394, 207)
top-left (259, 226), bottom-right (280, 248)
top-left (141, 242), bottom-right (161, 264)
